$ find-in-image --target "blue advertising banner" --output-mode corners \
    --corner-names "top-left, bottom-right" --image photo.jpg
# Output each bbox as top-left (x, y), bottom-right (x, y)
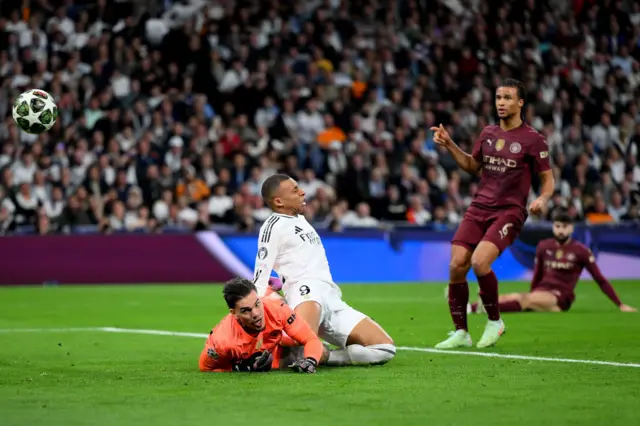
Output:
top-left (220, 224), bottom-right (640, 283)
top-left (1, 223), bottom-right (638, 285)
top-left (222, 232), bottom-right (528, 283)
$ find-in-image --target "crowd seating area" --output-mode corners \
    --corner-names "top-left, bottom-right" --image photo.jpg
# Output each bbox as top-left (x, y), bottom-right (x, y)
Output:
top-left (1, 0), bottom-right (640, 235)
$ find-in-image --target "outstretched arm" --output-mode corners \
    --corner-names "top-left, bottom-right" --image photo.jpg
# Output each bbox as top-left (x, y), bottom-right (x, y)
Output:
top-left (585, 251), bottom-right (636, 312)
top-left (431, 124), bottom-right (482, 175)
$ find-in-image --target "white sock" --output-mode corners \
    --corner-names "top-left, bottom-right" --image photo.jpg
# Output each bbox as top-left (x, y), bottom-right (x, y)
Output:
top-left (327, 344), bottom-right (396, 366)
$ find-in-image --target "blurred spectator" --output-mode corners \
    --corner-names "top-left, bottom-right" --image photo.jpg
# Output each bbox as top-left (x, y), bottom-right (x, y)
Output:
top-left (208, 184), bottom-right (233, 222)
top-left (299, 169), bottom-right (325, 198)
top-left (176, 196), bottom-right (198, 228)
top-left (407, 195), bottom-right (432, 226)
top-left (342, 202), bottom-right (379, 228)
top-left (109, 201), bottom-right (126, 231)
top-left (36, 210), bottom-right (52, 236)
top-left (44, 186), bottom-right (65, 225)
top-left (379, 186), bottom-right (408, 222)
top-left (176, 165), bottom-right (210, 203)
top-left (0, 0), bottom-right (640, 237)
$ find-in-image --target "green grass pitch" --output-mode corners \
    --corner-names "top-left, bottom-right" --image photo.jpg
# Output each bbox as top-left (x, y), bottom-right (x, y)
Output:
top-left (1, 281), bottom-right (639, 426)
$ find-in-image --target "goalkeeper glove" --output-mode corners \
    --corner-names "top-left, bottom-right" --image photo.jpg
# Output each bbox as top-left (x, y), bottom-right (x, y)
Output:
top-left (289, 357), bottom-right (318, 374)
top-left (268, 277), bottom-right (283, 291)
top-left (233, 351), bottom-right (273, 373)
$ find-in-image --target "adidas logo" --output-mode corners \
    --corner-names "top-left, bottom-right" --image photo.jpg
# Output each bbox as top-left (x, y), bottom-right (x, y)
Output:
top-left (294, 226), bottom-right (304, 234)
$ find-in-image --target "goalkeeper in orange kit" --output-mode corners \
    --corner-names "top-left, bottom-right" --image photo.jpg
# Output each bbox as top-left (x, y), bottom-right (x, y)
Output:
top-left (199, 277), bottom-right (325, 373)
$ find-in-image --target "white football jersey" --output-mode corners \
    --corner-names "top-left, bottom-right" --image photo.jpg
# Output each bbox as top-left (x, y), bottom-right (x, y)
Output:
top-left (253, 213), bottom-right (335, 297)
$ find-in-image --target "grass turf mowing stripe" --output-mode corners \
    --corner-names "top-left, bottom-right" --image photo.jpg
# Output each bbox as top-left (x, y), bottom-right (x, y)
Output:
top-left (1, 326), bottom-right (639, 369)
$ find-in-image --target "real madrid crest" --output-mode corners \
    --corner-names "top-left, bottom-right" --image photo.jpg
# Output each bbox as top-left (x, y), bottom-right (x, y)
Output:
top-left (510, 142), bottom-right (521, 154)
top-left (495, 139), bottom-right (505, 151)
top-left (258, 247), bottom-right (268, 260)
top-left (555, 250), bottom-right (563, 260)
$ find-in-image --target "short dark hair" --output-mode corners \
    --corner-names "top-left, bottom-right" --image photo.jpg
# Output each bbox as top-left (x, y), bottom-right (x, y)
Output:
top-left (552, 208), bottom-right (573, 224)
top-left (498, 78), bottom-right (526, 102)
top-left (261, 174), bottom-right (290, 206)
top-left (223, 277), bottom-right (257, 309)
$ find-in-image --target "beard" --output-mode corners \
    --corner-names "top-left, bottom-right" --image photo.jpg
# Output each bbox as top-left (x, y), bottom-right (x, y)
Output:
top-left (554, 235), bottom-right (570, 244)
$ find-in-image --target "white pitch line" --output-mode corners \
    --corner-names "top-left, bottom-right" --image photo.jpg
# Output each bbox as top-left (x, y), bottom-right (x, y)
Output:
top-left (100, 327), bottom-right (208, 339)
top-left (397, 346), bottom-right (640, 368)
top-left (0, 327), bottom-right (103, 333)
top-left (1, 327), bottom-right (639, 369)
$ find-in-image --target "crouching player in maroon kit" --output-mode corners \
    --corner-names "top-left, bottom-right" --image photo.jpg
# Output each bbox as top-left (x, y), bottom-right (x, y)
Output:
top-left (432, 79), bottom-right (555, 349)
top-left (470, 209), bottom-right (637, 314)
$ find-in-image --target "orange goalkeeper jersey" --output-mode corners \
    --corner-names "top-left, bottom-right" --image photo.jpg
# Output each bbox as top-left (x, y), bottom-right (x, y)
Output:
top-left (199, 297), bottom-right (323, 372)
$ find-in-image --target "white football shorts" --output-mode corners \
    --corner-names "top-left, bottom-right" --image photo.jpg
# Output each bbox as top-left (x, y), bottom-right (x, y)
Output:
top-left (284, 280), bottom-right (367, 348)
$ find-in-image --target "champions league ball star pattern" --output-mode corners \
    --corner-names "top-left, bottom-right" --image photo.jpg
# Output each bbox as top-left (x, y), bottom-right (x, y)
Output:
top-left (12, 89), bottom-right (59, 134)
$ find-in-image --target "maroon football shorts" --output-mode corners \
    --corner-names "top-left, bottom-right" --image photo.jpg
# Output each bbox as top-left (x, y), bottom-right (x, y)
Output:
top-left (451, 204), bottom-right (526, 254)
top-left (531, 287), bottom-right (575, 311)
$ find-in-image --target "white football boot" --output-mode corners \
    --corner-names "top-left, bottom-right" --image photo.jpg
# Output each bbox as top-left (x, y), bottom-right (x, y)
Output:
top-left (435, 329), bottom-right (473, 349)
top-left (476, 319), bottom-right (506, 348)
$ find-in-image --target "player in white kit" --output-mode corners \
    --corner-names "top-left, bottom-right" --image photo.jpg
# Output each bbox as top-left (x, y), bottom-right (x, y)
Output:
top-left (253, 174), bottom-right (395, 366)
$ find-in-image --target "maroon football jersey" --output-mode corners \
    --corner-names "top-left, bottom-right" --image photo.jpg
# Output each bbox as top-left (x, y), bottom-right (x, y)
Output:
top-left (532, 239), bottom-right (595, 299)
top-left (471, 124), bottom-right (550, 211)
top-left (532, 238), bottom-right (622, 306)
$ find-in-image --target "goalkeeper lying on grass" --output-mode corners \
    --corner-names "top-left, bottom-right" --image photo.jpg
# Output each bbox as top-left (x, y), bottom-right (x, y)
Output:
top-left (199, 277), bottom-right (325, 373)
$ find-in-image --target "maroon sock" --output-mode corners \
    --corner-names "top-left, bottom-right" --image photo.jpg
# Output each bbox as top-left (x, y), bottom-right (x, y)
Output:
top-left (499, 300), bottom-right (523, 313)
top-left (448, 281), bottom-right (469, 331)
top-left (477, 271), bottom-right (500, 321)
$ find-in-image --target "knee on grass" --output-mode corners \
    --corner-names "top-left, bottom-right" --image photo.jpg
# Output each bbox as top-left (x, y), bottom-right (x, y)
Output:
top-left (328, 343), bottom-right (396, 366)
top-left (366, 343), bottom-right (396, 365)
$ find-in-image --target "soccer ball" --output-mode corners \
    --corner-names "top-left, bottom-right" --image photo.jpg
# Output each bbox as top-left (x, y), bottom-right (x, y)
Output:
top-left (12, 89), bottom-right (58, 134)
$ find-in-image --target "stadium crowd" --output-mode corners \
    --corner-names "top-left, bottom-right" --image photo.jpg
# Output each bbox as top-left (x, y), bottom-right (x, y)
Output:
top-left (1, 0), bottom-right (640, 235)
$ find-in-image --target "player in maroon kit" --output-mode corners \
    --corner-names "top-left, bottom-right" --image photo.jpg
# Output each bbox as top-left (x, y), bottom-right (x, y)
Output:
top-left (431, 79), bottom-right (555, 349)
top-left (470, 209), bottom-right (637, 314)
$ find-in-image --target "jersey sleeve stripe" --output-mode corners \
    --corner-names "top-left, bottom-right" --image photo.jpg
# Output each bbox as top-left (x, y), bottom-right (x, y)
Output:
top-left (260, 216), bottom-right (280, 243)
top-left (260, 216), bottom-right (276, 242)
top-left (265, 217), bottom-right (280, 242)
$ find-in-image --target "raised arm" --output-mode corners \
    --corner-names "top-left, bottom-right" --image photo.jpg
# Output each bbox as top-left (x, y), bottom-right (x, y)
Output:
top-left (431, 124), bottom-right (483, 175)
